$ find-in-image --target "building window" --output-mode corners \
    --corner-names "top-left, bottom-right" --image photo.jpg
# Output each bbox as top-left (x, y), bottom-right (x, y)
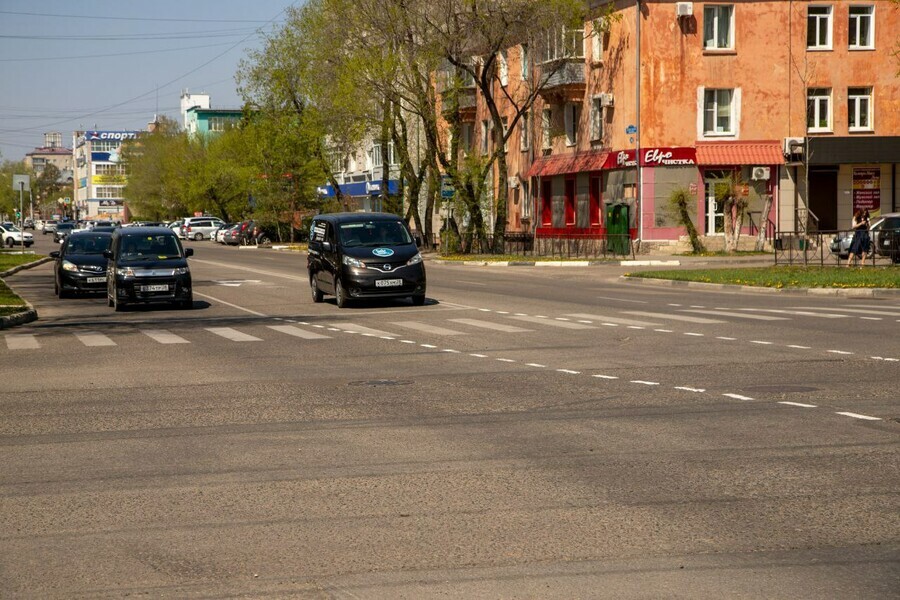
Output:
top-left (591, 18), bottom-right (607, 62)
top-left (543, 27), bottom-right (585, 62)
top-left (703, 5), bottom-right (734, 50)
top-left (370, 144), bottom-right (383, 168)
top-left (520, 44), bottom-right (529, 80)
top-left (497, 50), bottom-right (509, 86)
top-left (91, 140), bottom-right (120, 153)
top-left (461, 122), bottom-right (474, 153)
top-left (564, 103), bottom-right (579, 147)
top-left (590, 97), bottom-right (603, 141)
top-left (806, 88), bottom-right (832, 132)
top-left (564, 178), bottom-right (575, 225)
top-left (208, 117), bottom-right (230, 132)
top-left (849, 6), bottom-right (874, 49)
top-left (542, 108), bottom-right (552, 150)
top-left (703, 89), bottom-right (734, 135)
top-left (95, 163), bottom-right (127, 176)
top-left (807, 6), bottom-right (832, 50)
top-left (502, 117), bottom-right (509, 151)
top-left (848, 87), bottom-right (873, 131)
top-left (521, 180), bottom-right (531, 219)
top-left (481, 120), bottom-right (490, 154)
top-left (95, 186), bottom-right (124, 199)
top-left (520, 111), bottom-right (530, 151)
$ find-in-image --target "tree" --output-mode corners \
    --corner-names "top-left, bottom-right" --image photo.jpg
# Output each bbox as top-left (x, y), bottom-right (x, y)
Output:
top-left (122, 116), bottom-right (191, 220)
top-left (667, 187), bottom-right (705, 254)
top-left (714, 171), bottom-right (750, 253)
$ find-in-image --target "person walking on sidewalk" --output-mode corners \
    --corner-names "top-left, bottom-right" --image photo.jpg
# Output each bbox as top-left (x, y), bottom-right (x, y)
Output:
top-left (846, 209), bottom-right (871, 266)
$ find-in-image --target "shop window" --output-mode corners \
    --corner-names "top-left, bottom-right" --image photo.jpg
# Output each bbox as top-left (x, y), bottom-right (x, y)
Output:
top-left (589, 176), bottom-right (601, 226)
top-left (564, 178), bottom-right (575, 225)
top-left (807, 5), bottom-right (832, 50)
top-left (541, 180), bottom-right (552, 226)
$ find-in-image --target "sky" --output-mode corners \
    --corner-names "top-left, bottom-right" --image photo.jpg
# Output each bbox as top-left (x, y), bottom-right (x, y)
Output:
top-left (0, 0), bottom-right (297, 162)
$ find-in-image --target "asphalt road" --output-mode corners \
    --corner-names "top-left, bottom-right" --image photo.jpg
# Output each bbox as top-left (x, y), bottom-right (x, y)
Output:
top-left (2, 235), bottom-right (898, 598)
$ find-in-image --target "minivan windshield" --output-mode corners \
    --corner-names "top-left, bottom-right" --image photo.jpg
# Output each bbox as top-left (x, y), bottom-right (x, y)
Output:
top-left (57, 223), bottom-right (75, 231)
top-left (65, 235), bottom-right (111, 255)
top-left (119, 234), bottom-right (183, 262)
top-left (338, 221), bottom-right (412, 247)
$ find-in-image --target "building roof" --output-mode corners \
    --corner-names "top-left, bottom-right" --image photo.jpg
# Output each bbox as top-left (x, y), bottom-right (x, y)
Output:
top-left (695, 141), bottom-right (784, 166)
top-left (526, 150), bottom-right (609, 178)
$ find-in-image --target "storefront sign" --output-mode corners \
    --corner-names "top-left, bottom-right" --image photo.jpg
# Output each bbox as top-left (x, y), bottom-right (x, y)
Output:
top-left (604, 147), bottom-right (697, 169)
top-left (852, 167), bottom-right (880, 214)
top-left (98, 199), bottom-right (123, 207)
top-left (92, 175), bottom-right (127, 185)
top-left (84, 131), bottom-right (139, 141)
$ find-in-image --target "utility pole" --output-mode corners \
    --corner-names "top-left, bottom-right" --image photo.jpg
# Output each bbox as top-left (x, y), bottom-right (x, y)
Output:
top-left (635, 0), bottom-right (642, 247)
top-left (12, 174), bottom-right (30, 252)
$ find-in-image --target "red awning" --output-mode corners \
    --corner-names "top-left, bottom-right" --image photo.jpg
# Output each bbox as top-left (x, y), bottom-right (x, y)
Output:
top-left (526, 151), bottom-right (609, 178)
top-left (695, 140), bottom-right (784, 166)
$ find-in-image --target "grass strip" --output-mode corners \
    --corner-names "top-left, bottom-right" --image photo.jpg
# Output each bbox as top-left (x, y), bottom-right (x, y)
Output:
top-left (625, 266), bottom-right (900, 288)
top-left (437, 254), bottom-right (619, 262)
top-left (0, 252), bottom-right (43, 272)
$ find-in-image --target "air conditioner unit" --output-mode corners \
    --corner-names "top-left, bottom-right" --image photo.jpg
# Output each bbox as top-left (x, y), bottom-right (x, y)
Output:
top-left (600, 93), bottom-right (615, 108)
top-left (676, 2), bottom-right (693, 18)
top-left (783, 137), bottom-right (805, 157)
top-left (751, 166), bottom-right (771, 181)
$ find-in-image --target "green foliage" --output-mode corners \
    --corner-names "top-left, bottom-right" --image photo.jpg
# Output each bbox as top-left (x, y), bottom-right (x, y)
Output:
top-left (627, 266), bottom-right (900, 289)
top-left (666, 186), bottom-right (704, 254)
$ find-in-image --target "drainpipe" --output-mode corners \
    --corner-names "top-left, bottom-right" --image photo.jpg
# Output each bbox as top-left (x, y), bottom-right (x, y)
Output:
top-left (635, 0), bottom-right (642, 245)
top-left (893, 163), bottom-right (897, 212)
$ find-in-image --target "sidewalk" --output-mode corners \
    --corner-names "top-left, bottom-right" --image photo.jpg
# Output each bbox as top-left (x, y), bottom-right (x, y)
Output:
top-left (429, 253), bottom-right (775, 269)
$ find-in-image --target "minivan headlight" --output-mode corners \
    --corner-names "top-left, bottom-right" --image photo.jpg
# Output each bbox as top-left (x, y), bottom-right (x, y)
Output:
top-left (116, 267), bottom-right (135, 277)
top-left (173, 267), bottom-right (189, 275)
top-left (406, 252), bottom-right (423, 266)
top-left (342, 255), bottom-right (365, 268)
top-left (62, 260), bottom-right (78, 272)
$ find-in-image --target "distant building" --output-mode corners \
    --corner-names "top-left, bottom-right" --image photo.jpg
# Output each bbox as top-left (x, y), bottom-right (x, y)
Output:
top-left (73, 129), bottom-right (140, 219)
top-left (180, 90), bottom-right (242, 138)
top-left (24, 132), bottom-right (73, 183)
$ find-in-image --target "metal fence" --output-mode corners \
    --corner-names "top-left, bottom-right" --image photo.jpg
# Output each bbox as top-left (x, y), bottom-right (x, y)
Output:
top-left (774, 229), bottom-right (900, 266)
top-left (433, 231), bottom-right (635, 259)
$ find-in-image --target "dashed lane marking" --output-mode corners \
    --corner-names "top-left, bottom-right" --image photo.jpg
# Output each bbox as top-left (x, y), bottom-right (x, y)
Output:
top-left (631, 380), bottom-right (659, 386)
top-left (675, 386), bottom-right (706, 393)
top-left (622, 311), bottom-right (726, 324)
top-left (267, 325), bottom-right (330, 340)
top-left (329, 323), bottom-right (399, 337)
top-left (205, 327), bottom-right (262, 342)
top-left (723, 393), bottom-right (754, 401)
top-left (390, 321), bottom-right (466, 336)
top-left (779, 401), bottom-right (817, 408)
top-left (510, 315), bottom-right (597, 330)
top-left (448, 318), bottom-right (532, 333)
top-left (692, 309), bottom-right (787, 321)
top-left (141, 330), bottom-right (190, 344)
top-left (566, 313), bottom-right (660, 327)
top-left (593, 375), bottom-right (618, 379)
top-left (836, 412), bottom-right (882, 421)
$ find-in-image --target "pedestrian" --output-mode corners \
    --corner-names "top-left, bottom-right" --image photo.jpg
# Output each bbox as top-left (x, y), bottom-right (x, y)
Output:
top-left (846, 209), bottom-right (871, 266)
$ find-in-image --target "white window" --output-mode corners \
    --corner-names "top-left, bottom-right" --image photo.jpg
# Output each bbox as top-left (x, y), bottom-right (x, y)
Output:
top-left (848, 87), bottom-right (873, 131)
top-left (591, 18), bottom-right (607, 62)
top-left (371, 144), bottom-right (383, 168)
top-left (849, 6), bottom-right (874, 49)
top-left (542, 108), bottom-right (552, 150)
top-left (806, 88), bottom-right (832, 132)
top-left (564, 103), bottom-right (579, 147)
top-left (521, 180), bottom-right (532, 218)
top-left (703, 5), bottom-right (734, 50)
top-left (328, 150), bottom-right (344, 173)
top-left (520, 44), bottom-right (529, 80)
top-left (481, 120), bottom-right (490, 154)
top-left (502, 117), bottom-right (509, 151)
top-left (807, 6), bottom-right (832, 50)
top-left (95, 186), bottom-right (124, 199)
top-left (590, 97), bottom-right (603, 141)
top-left (461, 122), bottom-right (474, 152)
top-left (209, 117), bottom-right (230, 132)
top-left (497, 50), bottom-right (509, 86)
top-left (543, 27), bottom-right (585, 62)
top-left (520, 111), bottom-right (530, 151)
top-left (95, 163), bottom-right (127, 176)
top-left (387, 142), bottom-right (396, 165)
top-left (91, 140), bottom-right (120, 153)
top-left (703, 89), bottom-right (734, 135)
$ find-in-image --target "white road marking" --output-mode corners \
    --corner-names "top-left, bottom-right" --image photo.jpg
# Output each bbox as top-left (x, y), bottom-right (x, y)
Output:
top-left (690, 305), bottom-right (705, 308)
top-left (420, 344), bottom-right (437, 348)
top-left (860, 317), bottom-right (882, 321)
top-left (327, 328), bottom-right (341, 331)
top-left (623, 311), bottom-right (725, 324)
top-left (723, 393), bottom-right (753, 401)
top-left (796, 306), bottom-right (900, 317)
top-left (566, 313), bottom-right (661, 327)
top-left (693, 309), bottom-right (787, 321)
top-left (627, 326), bottom-right (645, 330)
top-left (329, 323), bottom-right (399, 337)
top-left (836, 412), bottom-right (881, 421)
top-left (684, 332), bottom-right (704, 337)
top-left (391, 321), bottom-right (465, 336)
top-left (193, 292), bottom-right (268, 316)
top-left (470, 353), bottom-right (487, 358)
top-left (596, 296), bottom-right (648, 304)
top-left (654, 328), bottom-right (673, 333)
top-left (787, 345), bottom-right (811, 349)
top-left (478, 308), bottom-right (492, 312)
top-left (205, 327), bottom-right (262, 342)
top-left (554, 317), bottom-right (571, 321)
top-left (514, 313), bottom-right (527, 316)
top-left (675, 386), bottom-right (706, 393)
top-left (400, 340), bottom-right (416, 344)
top-left (602, 323), bottom-right (620, 327)
top-left (74, 332), bottom-right (116, 347)
top-left (667, 303), bottom-right (682, 307)
top-left (497, 358), bottom-right (516, 362)
top-left (716, 336), bottom-right (737, 341)
top-left (779, 401), bottom-right (818, 408)
top-left (442, 348), bottom-right (459, 353)
top-left (750, 340), bottom-right (773, 345)
top-left (557, 369), bottom-right (580, 374)
top-left (511, 316), bottom-right (596, 329)
top-left (738, 308), bottom-right (847, 319)
top-left (593, 375), bottom-right (618, 380)
top-left (496, 311), bottom-right (510, 314)
top-left (526, 363), bottom-right (546, 368)
top-left (267, 325), bottom-right (330, 340)
top-left (827, 350), bottom-right (853, 355)
top-left (631, 380), bottom-right (659, 386)
top-left (577, 320), bottom-right (593, 324)
top-left (142, 330), bottom-right (190, 344)
top-left (5, 334), bottom-right (39, 350)
top-left (449, 318), bottom-right (532, 333)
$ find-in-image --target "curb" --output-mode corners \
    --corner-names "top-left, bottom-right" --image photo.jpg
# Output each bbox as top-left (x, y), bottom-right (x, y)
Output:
top-left (619, 275), bottom-right (900, 297)
top-left (0, 255), bottom-right (51, 329)
top-left (431, 258), bottom-right (653, 267)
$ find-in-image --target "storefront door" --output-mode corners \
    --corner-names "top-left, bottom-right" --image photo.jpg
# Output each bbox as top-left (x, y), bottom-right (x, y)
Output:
top-left (704, 170), bottom-right (728, 235)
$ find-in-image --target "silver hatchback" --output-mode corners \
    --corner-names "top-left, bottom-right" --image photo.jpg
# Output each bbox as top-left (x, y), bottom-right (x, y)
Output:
top-left (181, 217), bottom-right (225, 241)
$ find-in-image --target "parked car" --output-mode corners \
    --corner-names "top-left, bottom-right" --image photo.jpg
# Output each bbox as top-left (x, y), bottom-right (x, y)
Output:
top-left (23, 217), bottom-right (35, 230)
top-left (0, 222), bottom-right (34, 247)
top-left (167, 219), bottom-right (184, 238)
top-left (181, 216), bottom-right (226, 241)
top-left (213, 222), bottom-right (235, 243)
top-left (54, 222), bottom-right (76, 243)
top-left (830, 212), bottom-right (900, 260)
top-left (307, 212), bottom-right (426, 308)
top-left (104, 226), bottom-right (194, 311)
top-left (42, 219), bottom-right (58, 234)
top-left (222, 224), bottom-right (243, 245)
top-left (49, 231), bottom-right (112, 298)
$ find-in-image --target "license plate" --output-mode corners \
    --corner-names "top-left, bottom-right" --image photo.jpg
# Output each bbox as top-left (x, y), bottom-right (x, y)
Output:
top-left (86, 277), bottom-right (105, 283)
top-left (375, 278), bottom-right (403, 288)
top-left (140, 284), bottom-right (169, 292)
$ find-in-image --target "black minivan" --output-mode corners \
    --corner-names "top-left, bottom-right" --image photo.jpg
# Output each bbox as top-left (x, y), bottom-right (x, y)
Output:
top-left (307, 213), bottom-right (426, 307)
top-left (105, 226), bottom-right (194, 311)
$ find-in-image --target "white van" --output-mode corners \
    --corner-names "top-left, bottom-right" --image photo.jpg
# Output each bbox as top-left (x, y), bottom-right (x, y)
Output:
top-left (181, 216), bottom-right (225, 240)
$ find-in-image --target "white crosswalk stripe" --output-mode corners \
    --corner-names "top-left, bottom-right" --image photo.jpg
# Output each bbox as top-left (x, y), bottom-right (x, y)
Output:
top-left (509, 315), bottom-right (597, 329)
top-left (267, 325), bottom-right (330, 340)
top-left (74, 331), bottom-right (116, 347)
top-left (564, 313), bottom-right (661, 327)
top-left (328, 323), bottom-right (399, 337)
top-left (390, 321), bottom-right (466, 336)
top-left (738, 308), bottom-right (847, 319)
top-left (622, 311), bottom-right (726, 324)
top-left (5, 334), bottom-right (39, 350)
top-left (689, 309), bottom-right (787, 321)
top-left (793, 306), bottom-right (900, 317)
top-left (205, 327), bottom-right (262, 342)
top-left (142, 330), bottom-right (190, 344)
top-left (448, 318), bottom-right (532, 333)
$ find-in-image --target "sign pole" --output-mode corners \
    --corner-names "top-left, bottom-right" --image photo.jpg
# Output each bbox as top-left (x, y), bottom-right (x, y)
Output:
top-left (18, 181), bottom-right (25, 251)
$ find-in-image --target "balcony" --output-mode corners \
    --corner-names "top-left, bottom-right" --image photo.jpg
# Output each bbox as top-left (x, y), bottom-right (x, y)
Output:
top-left (441, 85), bottom-right (477, 123)
top-left (538, 58), bottom-right (586, 103)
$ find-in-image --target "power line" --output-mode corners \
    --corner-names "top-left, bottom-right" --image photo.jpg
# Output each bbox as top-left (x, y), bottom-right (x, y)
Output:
top-left (0, 29), bottom-right (260, 42)
top-left (0, 9), bottom-right (274, 24)
top-left (0, 41), bottom-right (239, 63)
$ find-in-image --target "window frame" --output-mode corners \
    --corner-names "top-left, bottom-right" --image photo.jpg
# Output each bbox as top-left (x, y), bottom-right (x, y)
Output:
top-left (520, 111), bottom-right (530, 152)
top-left (542, 108), bottom-right (552, 150)
top-left (590, 97), bottom-right (603, 142)
top-left (806, 87), bottom-right (832, 133)
top-left (703, 88), bottom-right (735, 136)
top-left (806, 5), bottom-right (833, 51)
top-left (703, 4), bottom-right (735, 51)
top-left (542, 27), bottom-right (585, 62)
top-left (564, 103), bottom-right (579, 147)
top-left (481, 120), bottom-right (490, 154)
top-left (848, 87), bottom-right (873, 131)
top-left (848, 5), bottom-right (875, 50)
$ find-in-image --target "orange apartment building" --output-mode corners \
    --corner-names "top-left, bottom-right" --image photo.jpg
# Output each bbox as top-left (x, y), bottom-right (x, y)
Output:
top-left (445, 0), bottom-right (900, 249)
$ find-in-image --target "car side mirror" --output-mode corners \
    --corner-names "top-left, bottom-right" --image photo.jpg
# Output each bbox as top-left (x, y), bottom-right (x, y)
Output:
top-left (322, 241), bottom-right (332, 252)
top-left (102, 249), bottom-right (113, 259)
top-left (185, 248), bottom-right (194, 257)
top-left (49, 250), bottom-right (60, 258)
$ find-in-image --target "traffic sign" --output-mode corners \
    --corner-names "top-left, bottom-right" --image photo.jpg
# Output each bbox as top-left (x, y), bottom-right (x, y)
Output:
top-left (625, 124), bottom-right (638, 135)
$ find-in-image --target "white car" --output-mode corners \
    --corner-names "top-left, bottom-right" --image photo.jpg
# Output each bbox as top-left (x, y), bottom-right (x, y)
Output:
top-left (1, 222), bottom-right (34, 247)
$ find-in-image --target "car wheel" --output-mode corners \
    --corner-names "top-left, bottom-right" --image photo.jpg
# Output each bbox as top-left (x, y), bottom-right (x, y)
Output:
top-left (107, 294), bottom-right (114, 307)
top-left (5, 237), bottom-right (12, 247)
top-left (411, 293), bottom-right (426, 306)
top-left (257, 235), bottom-right (270, 245)
top-left (193, 232), bottom-right (203, 241)
top-left (310, 275), bottom-right (323, 303)
top-left (113, 291), bottom-right (125, 312)
top-left (335, 279), bottom-right (349, 308)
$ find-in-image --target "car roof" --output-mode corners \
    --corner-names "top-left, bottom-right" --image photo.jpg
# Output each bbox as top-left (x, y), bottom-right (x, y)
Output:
top-left (313, 212), bottom-right (404, 224)
top-left (68, 230), bottom-right (112, 238)
top-left (113, 226), bottom-right (179, 237)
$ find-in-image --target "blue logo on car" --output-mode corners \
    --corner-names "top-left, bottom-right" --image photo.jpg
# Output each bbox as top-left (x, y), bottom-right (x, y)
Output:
top-left (372, 248), bottom-right (394, 257)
